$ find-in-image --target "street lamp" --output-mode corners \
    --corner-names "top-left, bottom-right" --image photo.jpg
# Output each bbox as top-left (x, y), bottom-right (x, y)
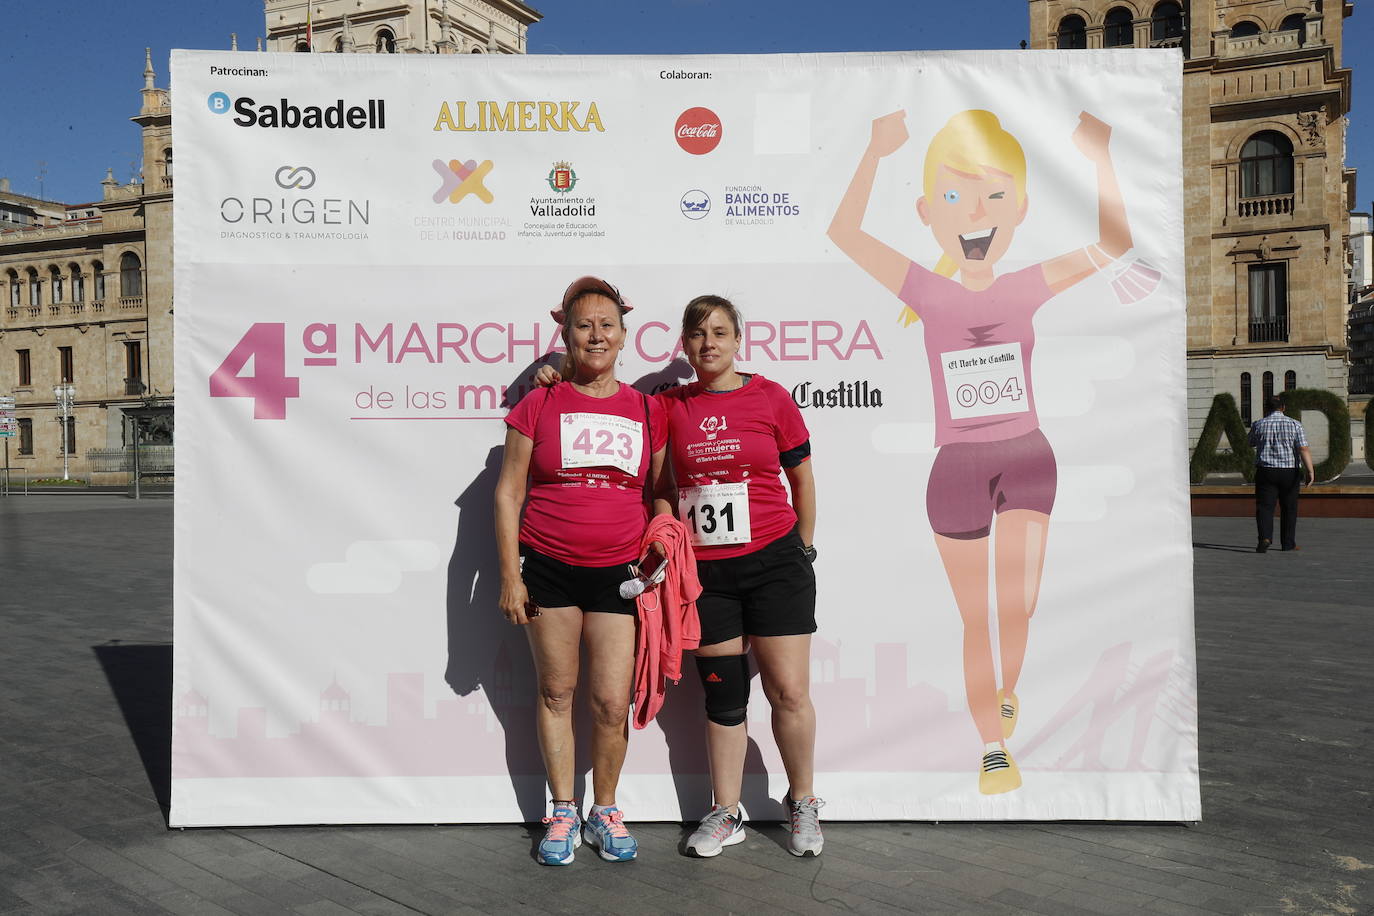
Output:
top-left (53, 383), bottom-right (75, 481)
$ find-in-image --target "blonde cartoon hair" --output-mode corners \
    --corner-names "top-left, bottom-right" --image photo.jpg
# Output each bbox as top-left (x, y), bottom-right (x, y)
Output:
top-left (923, 110), bottom-right (1028, 278)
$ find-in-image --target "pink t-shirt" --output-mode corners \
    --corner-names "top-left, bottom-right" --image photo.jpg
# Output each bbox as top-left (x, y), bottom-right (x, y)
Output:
top-left (506, 382), bottom-right (668, 566)
top-left (898, 262), bottom-right (1055, 447)
top-left (658, 375), bottom-right (810, 560)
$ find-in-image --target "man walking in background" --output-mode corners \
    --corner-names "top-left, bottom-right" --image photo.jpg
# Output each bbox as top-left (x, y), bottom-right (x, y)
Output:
top-left (1248, 394), bottom-right (1315, 553)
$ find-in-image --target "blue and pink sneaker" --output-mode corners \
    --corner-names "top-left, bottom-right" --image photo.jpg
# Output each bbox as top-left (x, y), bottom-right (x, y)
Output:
top-left (537, 803), bottom-right (582, 865)
top-left (584, 806), bottom-right (638, 862)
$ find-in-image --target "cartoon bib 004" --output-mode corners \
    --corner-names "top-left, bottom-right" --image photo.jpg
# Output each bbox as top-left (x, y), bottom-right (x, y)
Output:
top-left (680, 481), bottom-right (751, 547)
top-left (559, 412), bottom-right (643, 476)
top-left (940, 342), bottom-right (1029, 420)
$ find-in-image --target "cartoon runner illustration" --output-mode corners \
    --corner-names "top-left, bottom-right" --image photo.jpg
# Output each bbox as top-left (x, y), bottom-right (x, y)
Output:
top-left (827, 109), bottom-right (1133, 794)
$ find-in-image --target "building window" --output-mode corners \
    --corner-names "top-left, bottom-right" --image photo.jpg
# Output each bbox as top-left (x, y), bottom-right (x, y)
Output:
top-left (1280, 13), bottom-right (1306, 43)
top-left (1230, 21), bottom-right (1261, 38)
top-left (1104, 8), bottom-right (1135, 47)
top-left (1262, 371), bottom-right (1275, 403)
top-left (1240, 132), bottom-right (1294, 199)
top-left (49, 265), bottom-right (63, 304)
top-left (295, 40), bottom-right (311, 52)
top-left (1057, 15), bottom-right (1087, 49)
top-left (120, 252), bottom-right (142, 298)
top-left (1151, 1), bottom-right (1185, 43)
top-left (17, 418), bottom-right (33, 455)
top-left (1240, 372), bottom-right (1252, 426)
top-left (17, 349), bottom-right (31, 387)
top-left (63, 416), bottom-right (76, 455)
top-left (125, 340), bottom-right (144, 394)
top-left (1248, 263), bottom-right (1288, 343)
top-left (27, 267), bottom-right (40, 307)
top-left (376, 28), bottom-right (396, 53)
top-left (6, 269), bottom-right (17, 307)
top-left (1284, 370), bottom-right (1297, 390)
top-left (93, 260), bottom-right (105, 301)
top-left (334, 36), bottom-right (344, 52)
top-left (58, 346), bottom-right (75, 383)
top-left (163, 148), bottom-right (172, 181)
top-left (70, 265), bottom-right (83, 303)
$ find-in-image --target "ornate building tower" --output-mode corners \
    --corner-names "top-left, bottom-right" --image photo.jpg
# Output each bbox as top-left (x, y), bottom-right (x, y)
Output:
top-left (1028, 1), bottom-right (1355, 445)
top-left (264, 0), bottom-right (541, 55)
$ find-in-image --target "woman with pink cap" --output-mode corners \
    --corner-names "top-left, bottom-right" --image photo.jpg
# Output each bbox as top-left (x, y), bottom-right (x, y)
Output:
top-left (494, 276), bottom-right (669, 865)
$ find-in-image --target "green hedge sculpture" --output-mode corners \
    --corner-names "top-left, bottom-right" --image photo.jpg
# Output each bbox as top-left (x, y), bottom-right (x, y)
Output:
top-left (1281, 388), bottom-right (1351, 483)
top-left (1189, 392), bottom-right (1255, 484)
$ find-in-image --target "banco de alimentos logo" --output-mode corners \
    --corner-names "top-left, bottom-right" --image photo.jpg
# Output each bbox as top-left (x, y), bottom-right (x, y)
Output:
top-left (432, 158), bottom-right (494, 204)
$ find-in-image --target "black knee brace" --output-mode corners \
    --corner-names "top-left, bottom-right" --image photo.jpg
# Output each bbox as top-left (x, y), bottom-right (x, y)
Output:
top-left (696, 654), bottom-right (750, 727)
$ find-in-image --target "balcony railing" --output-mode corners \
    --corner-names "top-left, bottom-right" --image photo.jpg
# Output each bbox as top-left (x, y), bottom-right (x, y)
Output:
top-left (91, 299), bottom-right (105, 314)
top-left (118, 295), bottom-right (144, 310)
top-left (1238, 194), bottom-right (1294, 218)
top-left (1249, 317), bottom-right (1289, 343)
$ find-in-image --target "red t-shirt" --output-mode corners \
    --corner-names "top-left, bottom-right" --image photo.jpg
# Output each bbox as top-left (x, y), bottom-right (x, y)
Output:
top-left (658, 374), bottom-right (810, 560)
top-left (506, 382), bottom-right (668, 566)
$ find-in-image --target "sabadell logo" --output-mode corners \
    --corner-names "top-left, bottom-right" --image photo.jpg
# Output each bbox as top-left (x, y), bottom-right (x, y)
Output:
top-left (675, 107), bottom-right (721, 155)
top-left (206, 91), bottom-right (387, 129)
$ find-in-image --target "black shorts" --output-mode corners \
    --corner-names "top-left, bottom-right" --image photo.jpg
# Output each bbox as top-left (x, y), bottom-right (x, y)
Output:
top-left (696, 527), bottom-right (817, 646)
top-left (520, 546), bottom-right (637, 615)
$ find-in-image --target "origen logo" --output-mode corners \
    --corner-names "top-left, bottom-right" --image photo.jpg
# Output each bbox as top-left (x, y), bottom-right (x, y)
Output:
top-left (432, 158), bottom-right (494, 204)
top-left (274, 166), bottom-right (317, 190)
top-left (207, 92), bottom-right (232, 114)
top-left (676, 107), bottom-right (722, 155)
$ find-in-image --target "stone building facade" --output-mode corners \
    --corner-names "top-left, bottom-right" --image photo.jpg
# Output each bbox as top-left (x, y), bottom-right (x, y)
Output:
top-left (1, 2), bottom-right (540, 481)
top-left (1028, 0), bottom-right (1355, 444)
top-left (264, 0), bottom-right (541, 55)
top-left (0, 51), bottom-right (172, 481)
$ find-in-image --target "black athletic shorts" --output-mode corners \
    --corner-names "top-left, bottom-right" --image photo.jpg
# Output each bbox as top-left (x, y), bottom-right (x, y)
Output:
top-left (696, 527), bottom-right (817, 646)
top-left (520, 546), bottom-right (636, 615)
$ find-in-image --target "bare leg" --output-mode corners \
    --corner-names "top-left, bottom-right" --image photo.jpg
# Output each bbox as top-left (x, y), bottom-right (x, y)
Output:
top-left (993, 509), bottom-right (1050, 698)
top-left (524, 605), bottom-right (583, 801)
top-left (582, 611), bottom-right (637, 807)
top-left (934, 534), bottom-right (1000, 745)
top-left (694, 636), bottom-right (748, 810)
top-left (752, 634), bottom-right (816, 799)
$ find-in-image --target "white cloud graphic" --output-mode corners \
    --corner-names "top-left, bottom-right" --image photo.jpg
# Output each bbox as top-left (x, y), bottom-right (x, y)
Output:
top-left (307, 540), bottom-right (443, 595)
top-left (1055, 465), bottom-right (1135, 522)
top-left (872, 421), bottom-right (938, 455)
top-left (1034, 336), bottom-right (1135, 418)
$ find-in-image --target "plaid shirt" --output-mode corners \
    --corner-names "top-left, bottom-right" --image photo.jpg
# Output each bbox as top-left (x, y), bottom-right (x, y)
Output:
top-left (1248, 412), bottom-right (1308, 468)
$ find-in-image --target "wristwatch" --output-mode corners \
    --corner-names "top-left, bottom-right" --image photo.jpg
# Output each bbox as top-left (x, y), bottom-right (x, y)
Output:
top-left (801, 544), bottom-right (818, 563)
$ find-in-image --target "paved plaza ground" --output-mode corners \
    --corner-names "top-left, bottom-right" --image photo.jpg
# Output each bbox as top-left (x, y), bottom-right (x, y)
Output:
top-left (1, 495), bottom-right (1370, 915)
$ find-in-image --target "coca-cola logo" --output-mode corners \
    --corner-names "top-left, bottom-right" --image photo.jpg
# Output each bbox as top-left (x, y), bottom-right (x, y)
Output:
top-left (675, 107), bottom-right (722, 155)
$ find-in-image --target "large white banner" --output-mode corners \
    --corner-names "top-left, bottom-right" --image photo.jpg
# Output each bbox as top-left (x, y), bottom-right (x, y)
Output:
top-left (171, 49), bottom-right (1198, 825)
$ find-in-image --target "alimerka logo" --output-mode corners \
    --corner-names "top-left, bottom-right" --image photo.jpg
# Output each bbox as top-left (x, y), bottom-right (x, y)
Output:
top-left (432, 158), bottom-right (495, 204)
top-left (208, 92), bottom-right (387, 129)
top-left (433, 101), bottom-right (605, 132)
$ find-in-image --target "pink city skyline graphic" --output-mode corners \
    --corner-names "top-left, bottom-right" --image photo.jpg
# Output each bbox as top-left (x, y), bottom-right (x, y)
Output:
top-left (173, 639), bottom-right (1193, 779)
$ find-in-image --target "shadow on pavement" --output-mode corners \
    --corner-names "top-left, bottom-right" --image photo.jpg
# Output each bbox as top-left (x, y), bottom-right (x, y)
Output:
top-left (1191, 542), bottom-right (1255, 552)
top-left (94, 641), bottom-right (172, 822)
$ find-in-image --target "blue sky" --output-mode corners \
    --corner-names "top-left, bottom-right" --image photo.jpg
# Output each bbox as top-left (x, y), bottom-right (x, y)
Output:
top-left (1, 0), bottom-right (1369, 210)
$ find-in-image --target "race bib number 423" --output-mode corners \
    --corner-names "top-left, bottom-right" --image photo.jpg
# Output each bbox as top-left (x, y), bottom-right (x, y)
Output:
top-left (560, 412), bottom-right (643, 476)
top-left (940, 342), bottom-right (1028, 420)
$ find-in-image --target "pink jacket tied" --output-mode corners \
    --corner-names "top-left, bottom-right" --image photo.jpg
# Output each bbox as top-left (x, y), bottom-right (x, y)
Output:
top-left (632, 515), bottom-right (701, 729)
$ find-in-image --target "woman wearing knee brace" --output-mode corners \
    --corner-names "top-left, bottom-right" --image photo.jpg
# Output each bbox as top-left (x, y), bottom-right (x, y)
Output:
top-left (532, 294), bottom-right (822, 856)
top-left (661, 295), bottom-right (823, 858)
top-left (495, 276), bottom-right (669, 865)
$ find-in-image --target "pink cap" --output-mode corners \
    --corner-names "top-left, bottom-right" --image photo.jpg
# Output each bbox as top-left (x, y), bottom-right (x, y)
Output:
top-left (550, 276), bottom-right (633, 324)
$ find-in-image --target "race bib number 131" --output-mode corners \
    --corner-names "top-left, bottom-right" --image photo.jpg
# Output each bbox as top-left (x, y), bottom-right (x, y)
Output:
top-left (560, 412), bottom-right (643, 476)
top-left (680, 482), bottom-right (751, 547)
